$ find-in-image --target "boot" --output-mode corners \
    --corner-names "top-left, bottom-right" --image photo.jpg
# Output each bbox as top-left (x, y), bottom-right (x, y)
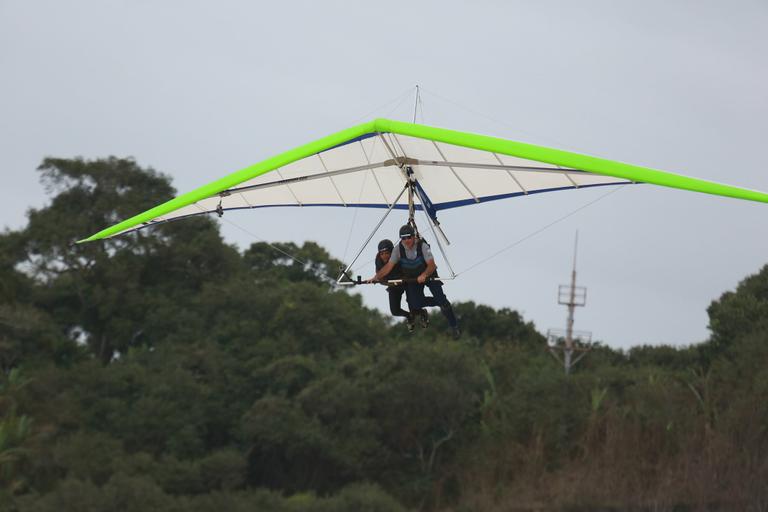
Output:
top-left (419, 309), bottom-right (429, 328)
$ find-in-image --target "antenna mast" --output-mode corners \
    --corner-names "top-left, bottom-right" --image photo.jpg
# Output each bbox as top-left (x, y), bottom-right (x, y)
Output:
top-left (547, 231), bottom-right (591, 374)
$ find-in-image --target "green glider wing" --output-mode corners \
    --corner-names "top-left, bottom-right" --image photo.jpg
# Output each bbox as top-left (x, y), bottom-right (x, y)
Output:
top-left (80, 118), bottom-right (768, 242)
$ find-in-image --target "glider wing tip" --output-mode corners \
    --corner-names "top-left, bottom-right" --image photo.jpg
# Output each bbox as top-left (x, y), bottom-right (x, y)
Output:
top-left (76, 234), bottom-right (102, 244)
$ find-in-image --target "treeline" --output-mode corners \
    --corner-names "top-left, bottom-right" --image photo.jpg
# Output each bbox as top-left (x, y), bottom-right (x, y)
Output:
top-left (1, 158), bottom-right (767, 511)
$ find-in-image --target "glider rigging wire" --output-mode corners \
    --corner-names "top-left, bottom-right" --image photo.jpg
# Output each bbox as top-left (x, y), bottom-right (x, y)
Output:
top-left (79, 93), bottom-right (768, 297)
top-left (346, 87), bottom-right (414, 127)
top-left (456, 184), bottom-right (626, 277)
top-left (343, 88), bottom-right (421, 262)
top-left (219, 216), bottom-right (340, 284)
top-left (218, 170), bottom-right (624, 285)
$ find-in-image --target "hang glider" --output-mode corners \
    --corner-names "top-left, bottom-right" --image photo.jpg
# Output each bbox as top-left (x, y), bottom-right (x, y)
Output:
top-left (79, 118), bottom-right (768, 243)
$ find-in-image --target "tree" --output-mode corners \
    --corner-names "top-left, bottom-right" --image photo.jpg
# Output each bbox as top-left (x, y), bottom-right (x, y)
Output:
top-left (241, 395), bottom-right (348, 492)
top-left (448, 302), bottom-right (545, 348)
top-left (243, 241), bottom-right (345, 287)
top-left (15, 157), bottom-right (242, 362)
top-left (364, 342), bottom-right (485, 497)
top-left (702, 264), bottom-right (768, 364)
top-left (0, 369), bottom-right (35, 495)
top-left (0, 304), bottom-right (76, 372)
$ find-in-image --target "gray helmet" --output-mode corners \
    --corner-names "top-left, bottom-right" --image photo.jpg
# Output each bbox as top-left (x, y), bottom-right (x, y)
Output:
top-left (398, 224), bottom-right (415, 239)
top-left (377, 239), bottom-right (394, 252)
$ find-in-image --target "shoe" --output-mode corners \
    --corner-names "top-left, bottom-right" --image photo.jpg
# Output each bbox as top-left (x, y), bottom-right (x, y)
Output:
top-left (419, 309), bottom-right (429, 328)
top-left (451, 327), bottom-right (461, 340)
top-left (406, 314), bottom-right (416, 333)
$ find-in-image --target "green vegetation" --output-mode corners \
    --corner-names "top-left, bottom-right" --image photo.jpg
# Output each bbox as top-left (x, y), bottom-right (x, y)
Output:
top-left (2, 157), bottom-right (767, 511)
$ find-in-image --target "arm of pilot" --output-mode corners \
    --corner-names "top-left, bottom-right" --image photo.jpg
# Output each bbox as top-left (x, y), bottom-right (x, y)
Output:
top-left (418, 258), bottom-right (437, 284)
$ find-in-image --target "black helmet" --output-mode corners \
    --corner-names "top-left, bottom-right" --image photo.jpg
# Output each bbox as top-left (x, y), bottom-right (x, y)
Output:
top-left (377, 239), bottom-right (394, 253)
top-left (398, 224), bottom-right (415, 239)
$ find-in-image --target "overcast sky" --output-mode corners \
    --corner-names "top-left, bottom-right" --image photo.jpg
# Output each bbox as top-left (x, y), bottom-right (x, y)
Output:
top-left (2, 0), bottom-right (767, 350)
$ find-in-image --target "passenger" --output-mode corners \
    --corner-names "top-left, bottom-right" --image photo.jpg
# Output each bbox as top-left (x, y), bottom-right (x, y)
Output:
top-left (374, 239), bottom-right (415, 332)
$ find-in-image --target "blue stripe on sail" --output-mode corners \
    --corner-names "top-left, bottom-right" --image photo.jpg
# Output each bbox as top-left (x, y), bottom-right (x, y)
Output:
top-left (123, 181), bottom-right (634, 236)
top-left (320, 132), bottom-right (380, 153)
top-left (203, 182), bottom-right (633, 214)
top-left (432, 181), bottom-right (634, 210)
top-left (414, 180), bottom-right (439, 222)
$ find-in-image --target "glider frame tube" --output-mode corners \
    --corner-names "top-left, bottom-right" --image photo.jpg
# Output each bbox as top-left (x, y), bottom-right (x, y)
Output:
top-left (337, 183), bottom-right (409, 284)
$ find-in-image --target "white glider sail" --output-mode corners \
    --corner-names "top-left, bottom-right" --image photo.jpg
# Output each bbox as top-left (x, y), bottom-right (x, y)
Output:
top-left (81, 118), bottom-right (768, 242)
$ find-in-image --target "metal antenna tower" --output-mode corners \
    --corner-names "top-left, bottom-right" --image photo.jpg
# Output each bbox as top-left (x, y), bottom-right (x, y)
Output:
top-left (547, 231), bottom-right (591, 374)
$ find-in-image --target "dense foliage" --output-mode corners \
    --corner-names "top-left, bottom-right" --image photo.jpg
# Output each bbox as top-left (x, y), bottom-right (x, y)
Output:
top-left (1, 158), bottom-right (766, 511)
